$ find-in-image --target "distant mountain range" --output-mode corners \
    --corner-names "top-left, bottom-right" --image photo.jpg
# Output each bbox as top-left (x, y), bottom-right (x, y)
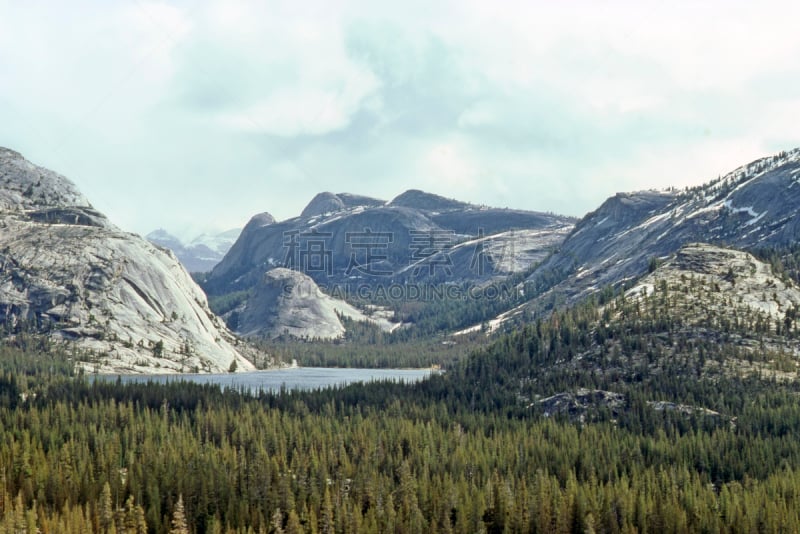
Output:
top-left (2, 143), bottom-right (800, 368)
top-left (206, 190), bottom-right (574, 291)
top-left (202, 189), bottom-right (575, 338)
top-left (197, 149), bottom-right (800, 340)
top-left (146, 228), bottom-right (241, 273)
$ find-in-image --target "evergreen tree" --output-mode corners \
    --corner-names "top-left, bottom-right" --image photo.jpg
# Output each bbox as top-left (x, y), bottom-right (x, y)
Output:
top-left (170, 495), bottom-right (189, 534)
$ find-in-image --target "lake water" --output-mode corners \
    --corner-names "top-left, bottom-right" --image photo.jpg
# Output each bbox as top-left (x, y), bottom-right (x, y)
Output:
top-left (97, 367), bottom-right (435, 394)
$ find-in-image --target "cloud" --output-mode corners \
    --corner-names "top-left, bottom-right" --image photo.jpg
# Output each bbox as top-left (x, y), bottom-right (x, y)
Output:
top-left (344, 21), bottom-right (485, 134)
top-left (1, 0), bottom-right (799, 237)
top-left (218, 86), bottom-right (366, 137)
top-left (165, 5), bottom-right (381, 138)
top-left (420, 140), bottom-right (479, 190)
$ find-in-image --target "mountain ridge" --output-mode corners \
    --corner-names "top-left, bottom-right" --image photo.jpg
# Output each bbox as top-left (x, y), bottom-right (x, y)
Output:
top-left (524, 147), bottom-right (800, 310)
top-left (203, 188), bottom-right (576, 338)
top-left (207, 189), bottom-right (575, 294)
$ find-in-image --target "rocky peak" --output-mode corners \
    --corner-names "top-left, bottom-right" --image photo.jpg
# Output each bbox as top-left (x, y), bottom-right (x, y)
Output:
top-left (694, 147), bottom-right (800, 201)
top-left (586, 190), bottom-right (676, 226)
top-left (0, 147), bottom-right (92, 212)
top-left (527, 148), bottom-right (800, 308)
top-left (300, 192), bottom-right (346, 218)
top-left (298, 192), bottom-right (385, 219)
top-left (389, 189), bottom-right (469, 212)
top-left (627, 243), bottom-right (800, 325)
top-left (0, 147), bottom-right (22, 159)
top-left (228, 267), bottom-right (392, 339)
top-left (243, 212), bottom-right (276, 231)
top-left (336, 193), bottom-right (385, 209)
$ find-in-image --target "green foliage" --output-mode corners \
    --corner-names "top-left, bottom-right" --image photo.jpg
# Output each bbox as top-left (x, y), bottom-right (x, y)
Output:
top-left (0, 368), bottom-right (800, 532)
top-left (5, 267), bottom-right (800, 531)
top-left (207, 290), bottom-right (250, 317)
top-left (753, 243), bottom-right (800, 285)
top-left (256, 318), bottom-right (485, 368)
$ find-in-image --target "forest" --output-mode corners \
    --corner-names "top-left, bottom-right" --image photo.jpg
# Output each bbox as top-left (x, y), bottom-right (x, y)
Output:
top-left (2, 346), bottom-right (800, 533)
top-left (3, 249), bottom-right (800, 532)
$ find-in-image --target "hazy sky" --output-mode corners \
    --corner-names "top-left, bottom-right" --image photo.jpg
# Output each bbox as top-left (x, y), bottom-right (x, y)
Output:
top-left (1, 1), bottom-right (799, 239)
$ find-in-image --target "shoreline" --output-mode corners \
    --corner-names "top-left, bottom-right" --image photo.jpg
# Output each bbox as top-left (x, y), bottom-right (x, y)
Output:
top-left (87, 364), bottom-right (442, 377)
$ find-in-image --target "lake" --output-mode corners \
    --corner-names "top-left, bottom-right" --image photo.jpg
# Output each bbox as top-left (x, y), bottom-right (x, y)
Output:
top-left (95, 367), bottom-right (436, 394)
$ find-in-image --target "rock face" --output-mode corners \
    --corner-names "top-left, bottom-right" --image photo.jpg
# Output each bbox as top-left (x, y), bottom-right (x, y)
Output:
top-left (206, 189), bottom-right (576, 296)
top-left (0, 147), bottom-right (258, 374)
top-left (528, 148), bottom-right (800, 305)
top-left (300, 192), bottom-right (384, 219)
top-left (627, 243), bottom-right (800, 326)
top-left (227, 267), bottom-right (392, 339)
top-left (537, 389), bottom-right (726, 423)
top-left (147, 227), bottom-right (242, 273)
top-left (300, 192), bottom-right (346, 218)
top-left (388, 189), bottom-right (469, 211)
top-left (538, 389), bottom-right (625, 420)
top-left (0, 148), bottom-right (93, 211)
top-left (613, 243), bottom-right (800, 382)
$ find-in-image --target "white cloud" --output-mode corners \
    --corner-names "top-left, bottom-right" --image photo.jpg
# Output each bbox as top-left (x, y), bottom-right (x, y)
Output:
top-left (421, 141), bottom-right (479, 191)
top-left (177, 2), bottom-right (381, 137)
top-left (219, 87), bottom-right (362, 137)
top-left (457, 102), bottom-right (497, 128)
top-left (116, 2), bottom-right (192, 78)
top-left (1, 0), bottom-right (799, 236)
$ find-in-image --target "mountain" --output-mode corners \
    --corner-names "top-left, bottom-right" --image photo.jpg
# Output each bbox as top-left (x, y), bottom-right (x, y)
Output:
top-left (0, 147), bottom-right (260, 373)
top-left (225, 267), bottom-right (397, 339)
top-left (451, 240), bottom-right (800, 426)
top-left (202, 189), bottom-right (574, 338)
top-left (206, 190), bottom-right (575, 295)
top-left (525, 148), bottom-right (800, 308)
top-left (147, 227), bottom-right (242, 273)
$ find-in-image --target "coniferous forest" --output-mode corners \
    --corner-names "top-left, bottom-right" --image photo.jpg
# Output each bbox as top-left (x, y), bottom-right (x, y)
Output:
top-left (0, 274), bottom-right (800, 533)
top-left (4, 265), bottom-right (800, 533)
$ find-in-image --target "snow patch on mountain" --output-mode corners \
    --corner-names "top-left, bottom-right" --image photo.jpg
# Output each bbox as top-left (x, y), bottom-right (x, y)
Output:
top-left (147, 228), bottom-right (242, 273)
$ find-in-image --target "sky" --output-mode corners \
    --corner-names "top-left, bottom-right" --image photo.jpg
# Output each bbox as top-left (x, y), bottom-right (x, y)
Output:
top-left (1, 1), bottom-right (799, 240)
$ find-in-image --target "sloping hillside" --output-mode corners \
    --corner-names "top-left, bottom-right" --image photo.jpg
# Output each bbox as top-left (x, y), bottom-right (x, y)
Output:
top-left (0, 147), bottom-right (261, 373)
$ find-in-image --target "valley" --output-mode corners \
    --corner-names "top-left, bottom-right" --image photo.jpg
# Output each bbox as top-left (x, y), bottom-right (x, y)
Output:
top-left (2, 147), bottom-right (800, 532)
top-left (4, 2), bottom-right (799, 531)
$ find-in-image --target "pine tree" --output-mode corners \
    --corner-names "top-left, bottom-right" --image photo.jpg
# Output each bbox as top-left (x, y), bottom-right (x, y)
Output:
top-left (170, 495), bottom-right (190, 534)
top-left (271, 507), bottom-right (285, 534)
top-left (98, 481), bottom-right (114, 533)
top-left (122, 494), bottom-right (147, 534)
top-left (285, 508), bottom-right (303, 534)
top-left (319, 487), bottom-right (334, 534)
